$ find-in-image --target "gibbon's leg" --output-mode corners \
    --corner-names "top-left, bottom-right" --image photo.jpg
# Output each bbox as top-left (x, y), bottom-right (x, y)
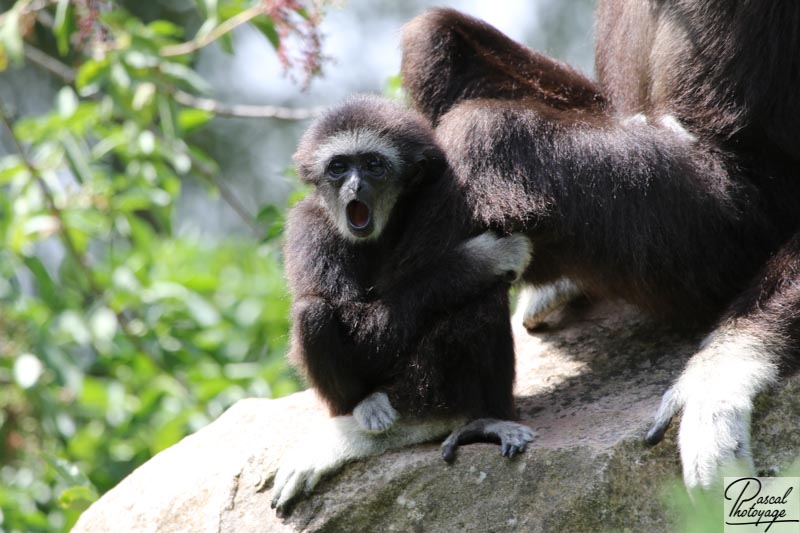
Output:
top-left (647, 233), bottom-right (800, 488)
top-left (270, 416), bottom-right (465, 516)
top-left (270, 414), bottom-right (537, 515)
top-left (290, 297), bottom-right (370, 416)
top-left (514, 278), bottom-right (583, 330)
top-left (401, 8), bottom-right (606, 124)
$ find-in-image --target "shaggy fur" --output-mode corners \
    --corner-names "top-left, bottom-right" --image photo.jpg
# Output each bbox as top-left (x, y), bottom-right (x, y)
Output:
top-left (285, 96), bottom-right (519, 421)
top-left (401, 4), bottom-right (800, 487)
top-left (401, 4), bottom-right (800, 341)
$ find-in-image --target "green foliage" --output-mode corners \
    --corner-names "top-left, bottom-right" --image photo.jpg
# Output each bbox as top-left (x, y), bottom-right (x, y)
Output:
top-left (661, 478), bottom-right (725, 533)
top-left (660, 460), bottom-right (800, 532)
top-left (0, 0), bottom-right (326, 530)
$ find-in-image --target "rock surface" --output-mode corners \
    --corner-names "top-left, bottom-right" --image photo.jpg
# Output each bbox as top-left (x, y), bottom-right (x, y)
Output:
top-left (72, 302), bottom-right (800, 532)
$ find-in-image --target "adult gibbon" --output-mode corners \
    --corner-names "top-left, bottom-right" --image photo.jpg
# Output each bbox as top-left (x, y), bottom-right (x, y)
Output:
top-left (401, 4), bottom-right (800, 489)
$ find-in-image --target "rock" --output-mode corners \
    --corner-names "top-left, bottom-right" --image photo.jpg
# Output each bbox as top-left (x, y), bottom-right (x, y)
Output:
top-left (72, 302), bottom-right (800, 532)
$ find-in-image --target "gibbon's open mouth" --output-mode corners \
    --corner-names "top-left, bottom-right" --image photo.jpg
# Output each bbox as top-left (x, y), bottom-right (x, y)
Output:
top-left (346, 200), bottom-right (371, 230)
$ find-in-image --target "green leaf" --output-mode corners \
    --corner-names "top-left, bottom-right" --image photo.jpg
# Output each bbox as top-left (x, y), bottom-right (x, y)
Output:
top-left (23, 256), bottom-right (61, 308)
top-left (22, 214), bottom-right (60, 239)
top-left (287, 185), bottom-right (311, 207)
top-left (257, 204), bottom-right (284, 241)
top-left (0, 155), bottom-right (29, 184)
top-left (111, 189), bottom-right (154, 212)
top-left (384, 74), bottom-right (405, 101)
top-left (110, 62), bottom-right (132, 90)
top-left (187, 145), bottom-right (219, 174)
top-left (90, 307), bottom-right (118, 346)
top-left (58, 485), bottom-right (98, 511)
top-left (62, 133), bottom-right (92, 184)
top-left (132, 82), bottom-right (156, 111)
top-left (157, 93), bottom-right (176, 141)
top-left (251, 17), bottom-right (280, 50)
top-left (124, 50), bottom-right (159, 69)
top-left (0, 8), bottom-right (24, 66)
top-left (79, 376), bottom-right (109, 412)
top-left (126, 212), bottom-right (155, 247)
top-left (147, 20), bottom-right (183, 37)
top-left (151, 413), bottom-right (186, 453)
top-left (138, 130), bottom-right (155, 154)
top-left (58, 310), bottom-right (92, 346)
top-left (177, 108), bottom-right (213, 133)
top-left (63, 208), bottom-right (110, 236)
top-left (54, 0), bottom-right (73, 56)
top-left (57, 87), bottom-right (79, 118)
top-left (218, 32), bottom-right (234, 55)
top-left (76, 58), bottom-right (111, 94)
top-left (159, 62), bottom-right (210, 94)
top-left (44, 455), bottom-right (96, 489)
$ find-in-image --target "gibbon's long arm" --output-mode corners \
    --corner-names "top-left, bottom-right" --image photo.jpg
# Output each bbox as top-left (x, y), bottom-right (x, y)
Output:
top-left (401, 7), bottom-right (607, 125)
top-left (434, 100), bottom-right (771, 316)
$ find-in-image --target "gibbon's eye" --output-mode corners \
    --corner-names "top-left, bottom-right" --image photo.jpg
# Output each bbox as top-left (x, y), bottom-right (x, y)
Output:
top-left (327, 157), bottom-right (348, 179)
top-left (366, 155), bottom-right (385, 176)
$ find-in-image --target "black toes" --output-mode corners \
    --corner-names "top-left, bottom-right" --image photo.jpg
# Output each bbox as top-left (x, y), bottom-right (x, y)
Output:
top-left (645, 418), bottom-right (672, 446)
top-left (500, 442), bottom-right (526, 459)
top-left (275, 501), bottom-right (296, 519)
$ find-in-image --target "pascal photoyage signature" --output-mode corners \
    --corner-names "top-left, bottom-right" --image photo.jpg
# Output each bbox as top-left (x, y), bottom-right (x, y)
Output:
top-left (725, 477), bottom-right (799, 531)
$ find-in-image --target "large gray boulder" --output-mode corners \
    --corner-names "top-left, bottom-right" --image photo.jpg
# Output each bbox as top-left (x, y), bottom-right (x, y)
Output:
top-left (72, 302), bottom-right (800, 532)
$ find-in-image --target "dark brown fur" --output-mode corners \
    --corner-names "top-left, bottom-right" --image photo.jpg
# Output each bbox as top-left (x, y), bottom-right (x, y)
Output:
top-left (401, 5), bottom-right (800, 363)
top-left (285, 96), bottom-right (516, 420)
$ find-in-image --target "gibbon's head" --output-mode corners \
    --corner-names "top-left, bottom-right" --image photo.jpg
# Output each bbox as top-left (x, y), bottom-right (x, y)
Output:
top-left (294, 95), bottom-right (445, 241)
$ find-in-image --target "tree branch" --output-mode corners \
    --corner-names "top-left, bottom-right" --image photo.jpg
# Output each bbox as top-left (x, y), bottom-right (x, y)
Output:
top-left (171, 89), bottom-right (322, 120)
top-left (23, 43), bottom-right (75, 83)
top-left (186, 149), bottom-right (265, 238)
top-left (18, 44), bottom-right (310, 235)
top-left (160, 4), bottom-right (265, 57)
top-left (23, 44), bottom-right (321, 121)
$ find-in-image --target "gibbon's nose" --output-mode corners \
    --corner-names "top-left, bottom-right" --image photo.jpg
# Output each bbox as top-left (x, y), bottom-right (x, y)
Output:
top-left (344, 174), bottom-right (362, 194)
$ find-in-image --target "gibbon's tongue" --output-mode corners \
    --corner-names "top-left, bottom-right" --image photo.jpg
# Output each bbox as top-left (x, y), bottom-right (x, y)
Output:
top-left (346, 200), bottom-right (371, 229)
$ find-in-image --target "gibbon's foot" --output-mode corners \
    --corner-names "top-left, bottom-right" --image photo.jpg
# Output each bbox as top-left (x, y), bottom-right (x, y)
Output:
top-left (271, 416), bottom-right (366, 517)
top-left (353, 392), bottom-right (399, 434)
top-left (645, 330), bottom-right (777, 489)
top-left (462, 232), bottom-right (533, 282)
top-left (271, 442), bottom-right (336, 517)
top-left (271, 416), bottom-right (461, 516)
top-left (440, 419), bottom-right (536, 463)
top-left (517, 279), bottom-right (582, 331)
top-left (646, 383), bottom-right (755, 489)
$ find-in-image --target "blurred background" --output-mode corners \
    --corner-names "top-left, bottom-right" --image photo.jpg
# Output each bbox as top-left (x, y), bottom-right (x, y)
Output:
top-left (0, 0), bottom-right (593, 530)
